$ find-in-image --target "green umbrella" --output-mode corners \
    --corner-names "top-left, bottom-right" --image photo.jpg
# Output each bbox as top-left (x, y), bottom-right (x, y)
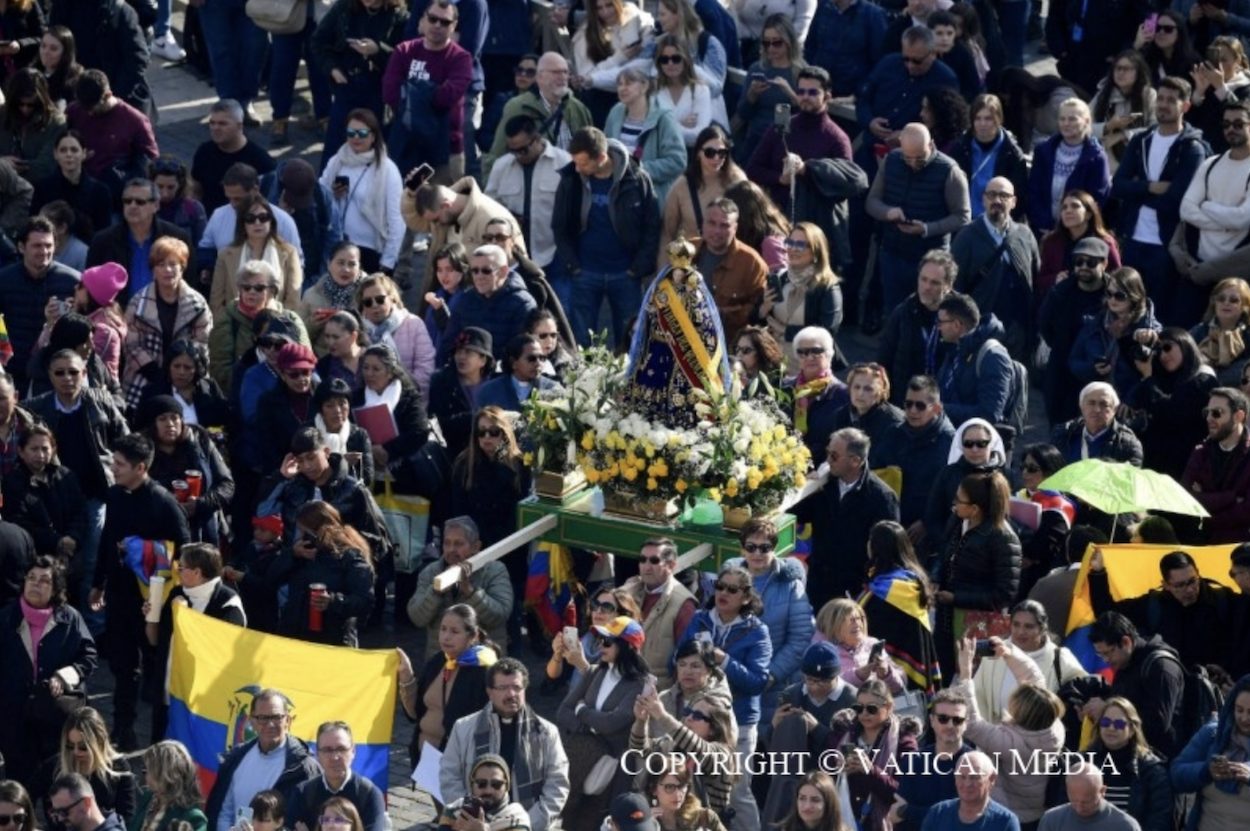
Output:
top-left (1038, 459), bottom-right (1209, 517)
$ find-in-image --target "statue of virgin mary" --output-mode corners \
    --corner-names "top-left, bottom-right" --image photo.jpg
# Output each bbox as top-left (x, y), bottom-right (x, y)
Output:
top-left (620, 238), bottom-right (733, 426)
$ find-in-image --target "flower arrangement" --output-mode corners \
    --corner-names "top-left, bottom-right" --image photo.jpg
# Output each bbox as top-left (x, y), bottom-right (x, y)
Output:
top-left (522, 340), bottom-right (811, 518)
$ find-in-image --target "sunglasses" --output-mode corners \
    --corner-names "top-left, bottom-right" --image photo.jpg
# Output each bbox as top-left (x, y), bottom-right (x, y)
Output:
top-left (474, 778), bottom-right (507, 789)
top-left (1224, 120), bottom-right (1250, 130)
top-left (903, 400), bottom-right (928, 411)
top-left (743, 543), bottom-right (773, 554)
top-left (963, 439), bottom-right (990, 449)
top-left (796, 347), bottom-right (825, 357)
top-left (245, 213), bottom-right (273, 224)
top-left (700, 146), bottom-right (729, 159)
top-left (361, 295), bottom-right (388, 308)
top-left (1204, 408), bottom-right (1227, 419)
top-left (681, 707), bottom-right (712, 723)
top-left (520, 354), bottom-right (541, 363)
top-left (48, 799), bottom-right (84, 820)
top-left (1071, 256), bottom-right (1102, 268)
top-left (515, 65), bottom-right (537, 77)
top-left (52, 369), bottom-right (82, 377)
top-left (426, 13), bottom-right (455, 26)
top-left (239, 283), bottom-right (269, 293)
top-left (851, 703), bottom-right (883, 715)
top-left (345, 127), bottom-right (373, 138)
top-left (784, 238), bottom-right (810, 250)
top-left (658, 54), bottom-right (684, 65)
top-left (1099, 717), bottom-right (1129, 730)
top-left (472, 267), bottom-right (498, 275)
top-left (591, 600), bottom-right (618, 613)
top-left (477, 427), bottom-right (504, 438)
top-left (509, 138), bottom-right (539, 157)
top-left (933, 713), bottom-right (966, 725)
top-left (1105, 289), bottom-right (1129, 301)
top-left (0, 814), bottom-right (27, 828)
top-left (122, 197), bottom-right (152, 206)
top-left (761, 38), bottom-right (786, 48)
top-left (483, 233), bottom-right (512, 244)
top-left (640, 555), bottom-right (665, 565)
top-left (714, 581), bottom-right (745, 594)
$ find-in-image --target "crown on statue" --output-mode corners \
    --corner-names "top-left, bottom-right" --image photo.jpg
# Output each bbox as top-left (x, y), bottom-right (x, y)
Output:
top-left (668, 236), bottom-right (696, 271)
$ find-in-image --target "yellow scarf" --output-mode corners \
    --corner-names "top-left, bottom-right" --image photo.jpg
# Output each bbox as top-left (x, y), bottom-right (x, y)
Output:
top-left (793, 375), bottom-right (834, 434)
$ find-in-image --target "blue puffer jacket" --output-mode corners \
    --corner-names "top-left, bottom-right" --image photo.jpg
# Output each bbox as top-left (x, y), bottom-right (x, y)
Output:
top-left (436, 270), bottom-right (538, 364)
top-left (1171, 673), bottom-right (1250, 831)
top-left (1067, 301), bottom-right (1162, 403)
top-left (937, 317), bottom-right (1012, 427)
top-left (725, 555), bottom-right (814, 723)
top-left (674, 610), bottom-right (772, 726)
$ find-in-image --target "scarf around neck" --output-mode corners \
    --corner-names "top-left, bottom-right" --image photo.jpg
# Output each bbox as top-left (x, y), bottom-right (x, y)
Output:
top-left (20, 597), bottom-right (53, 679)
top-left (364, 378), bottom-right (403, 412)
top-left (324, 146), bottom-right (392, 245)
top-left (182, 577), bottom-right (221, 612)
top-left (315, 412), bottom-right (353, 454)
top-left (319, 274), bottom-right (359, 310)
top-left (366, 307), bottom-right (405, 351)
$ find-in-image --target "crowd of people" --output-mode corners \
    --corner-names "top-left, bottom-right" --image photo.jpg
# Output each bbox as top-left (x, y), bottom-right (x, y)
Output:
top-left (0, 2), bottom-right (1249, 831)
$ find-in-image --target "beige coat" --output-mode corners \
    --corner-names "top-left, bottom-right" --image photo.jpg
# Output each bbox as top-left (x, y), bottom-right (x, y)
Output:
top-left (658, 170), bottom-right (745, 268)
top-left (209, 240), bottom-right (303, 320)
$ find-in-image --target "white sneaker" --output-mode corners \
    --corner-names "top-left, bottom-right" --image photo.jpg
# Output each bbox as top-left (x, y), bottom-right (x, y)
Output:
top-left (152, 35), bottom-right (186, 62)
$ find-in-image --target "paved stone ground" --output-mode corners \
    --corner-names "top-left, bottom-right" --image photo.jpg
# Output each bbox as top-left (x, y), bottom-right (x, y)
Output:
top-left (104, 16), bottom-right (1057, 826)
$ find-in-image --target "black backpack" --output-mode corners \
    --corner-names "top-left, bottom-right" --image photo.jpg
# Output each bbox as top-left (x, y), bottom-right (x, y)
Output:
top-left (1139, 644), bottom-right (1224, 745)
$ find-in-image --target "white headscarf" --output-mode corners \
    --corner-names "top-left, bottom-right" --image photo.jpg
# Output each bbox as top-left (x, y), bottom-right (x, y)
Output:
top-left (947, 418), bottom-right (1007, 466)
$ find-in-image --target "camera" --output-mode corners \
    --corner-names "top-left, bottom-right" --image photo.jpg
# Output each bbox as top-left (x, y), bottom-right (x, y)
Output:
top-left (973, 639), bottom-right (994, 659)
top-left (462, 798), bottom-right (485, 819)
top-left (774, 103), bottom-right (791, 135)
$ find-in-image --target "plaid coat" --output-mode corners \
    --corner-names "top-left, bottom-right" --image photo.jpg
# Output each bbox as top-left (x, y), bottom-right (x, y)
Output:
top-left (122, 281), bottom-right (211, 410)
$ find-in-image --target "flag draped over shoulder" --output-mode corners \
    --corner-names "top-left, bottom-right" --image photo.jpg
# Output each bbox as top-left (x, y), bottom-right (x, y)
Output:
top-left (1062, 542), bottom-right (1241, 674)
top-left (167, 605), bottom-right (398, 795)
top-left (859, 569), bottom-right (941, 694)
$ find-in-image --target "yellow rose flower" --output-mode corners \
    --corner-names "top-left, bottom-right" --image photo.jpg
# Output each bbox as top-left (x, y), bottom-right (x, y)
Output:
top-left (747, 468), bottom-right (764, 490)
top-left (707, 487), bottom-right (722, 502)
top-left (675, 479), bottom-right (688, 493)
top-left (622, 466), bottom-right (639, 482)
top-left (647, 477), bottom-right (658, 490)
top-left (585, 468), bottom-right (600, 484)
top-left (523, 452), bottom-right (534, 466)
top-left (581, 432), bottom-right (595, 451)
top-left (724, 479), bottom-right (740, 498)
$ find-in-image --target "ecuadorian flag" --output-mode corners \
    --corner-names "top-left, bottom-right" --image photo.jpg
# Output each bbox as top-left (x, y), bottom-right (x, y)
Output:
top-left (1063, 542), bottom-right (1241, 674)
top-left (167, 605), bottom-right (398, 795)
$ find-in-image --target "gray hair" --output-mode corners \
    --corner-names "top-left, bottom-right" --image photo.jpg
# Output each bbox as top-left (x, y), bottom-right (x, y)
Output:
top-left (473, 244), bottom-right (508, 270)
top-left (1079, 381), bottom-right (1119, 408)
top-left (241, 260), bottom-right (279, 292)
top-left (793, 326), bottom-right (834, 354)
top-left (210, 99), bottom-right (245, 124)
top-left (902, 24), bottom-right (935, 50)
top-left (617, 65), bottom-right (651, 88)
top-left (832, 427), bottom-right (870, 464)
top-left (123, 177), bottom-right (159, 201)
top-left (444, 516), bottom-right (481, 546)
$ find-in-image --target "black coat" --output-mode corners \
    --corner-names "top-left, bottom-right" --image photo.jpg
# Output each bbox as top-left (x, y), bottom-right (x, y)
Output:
top-left (1128, 367), bottom-right (1217, 479)
top-left (26, 350), bottom-right (123, 410)
top-left (878, 294), bottom-right (952, 406)
top-left (831, 401), bottom-right (905, 456)
top-left (49, 0), bottom-right (150, 113)
top-left (0, 520), bottom-right (36, 605)
top-left (147, 424), bottom-right (235, 544)
top-left (86, 219), bottom-right (194, 302)
top-left (427, 365), bottom-right (481, 462)
top-left (874, 415), bottom-right (956, 528)
top-left (924, 458), bottom-right (1005, 552)
top-left (410, 656), bottom-right (491, 762)
top-left (273, 543), bottom-right (374, 647)
top-left (450, 455), bottom-right (531, 552)
top-left (349, 382), bottom-right (431, 470)
top-left (1050, 418), bottom-right (1144, 466)
top-left (205, 736), bottom-right (320, 831)
top-left (256, 386), bottom-right (315, 473)
top-left (139, 378), bottom-right (232, 433)
top-left (1, 461), bottom-right (88, 556)
top-left (941, 521), bottom-right (1022, 611)
top-left (793, 467), bottom-right (900, 606)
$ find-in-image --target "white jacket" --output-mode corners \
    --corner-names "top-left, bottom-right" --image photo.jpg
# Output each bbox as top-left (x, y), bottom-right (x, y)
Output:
top-left (572, 2), bottom-right (656, 91)
top-left (733, 0), bottom-right (816, 41)
top-left (484, 141), bottom-right (572, 267)
top-left (971, 638), bottom-right (1087, 724)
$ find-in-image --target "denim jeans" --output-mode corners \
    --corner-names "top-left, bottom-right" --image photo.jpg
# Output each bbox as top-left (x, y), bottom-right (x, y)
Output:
top-left (999, 0), bottom-right (1031, 67)
top-left (198, 0), bottom-right (269, 107)
top-left (730, 723), bottom-right (761, 831)
top-left (878, 246), bottom-right (921, 316)
top-left (269, 10), bottom-right (331, 120)
top-left (79, 498), bottom-right (107, 634)
top-left (572, 269), bottom-right (640, 348)
top-left (544, 259), bottom-right (574, 334)
top-left (155, 0), bottom-right (171, 38)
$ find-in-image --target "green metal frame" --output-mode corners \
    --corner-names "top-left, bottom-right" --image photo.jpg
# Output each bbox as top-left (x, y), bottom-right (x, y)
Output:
top-left (517, 492), bottom-right (798, 571)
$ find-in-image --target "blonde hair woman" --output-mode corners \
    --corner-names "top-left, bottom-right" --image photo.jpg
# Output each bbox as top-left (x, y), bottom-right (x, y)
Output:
top-left (52, 708), bottom-right (136, 821)
top-left (1190, 276), bottom-right (1250, 385)
top-left (652, 34), bottom-right (719, 146)
top-left (1026, 97), bottom-right (1111, 233)
top-left (764, 222), bottom-right (841, 370)
top-left (130, 741), bottom-right (206, 831)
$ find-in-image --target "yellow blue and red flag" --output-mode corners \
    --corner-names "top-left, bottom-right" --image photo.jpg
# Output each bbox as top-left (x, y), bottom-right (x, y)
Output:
top-left (1063, 542), bottom-right (1241, 675)
top-left (167, 605), bottom-right (398, 795)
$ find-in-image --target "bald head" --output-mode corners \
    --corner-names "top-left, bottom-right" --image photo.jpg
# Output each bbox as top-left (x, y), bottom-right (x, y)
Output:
top-left (899, 124), bottom-right (933, 170)
top-left (1065, 762), bottom-right (1106, 818)
top-left (983, 176), bottom-right (1017, 223)
top-left (537, 52), bottom-right (571, 101)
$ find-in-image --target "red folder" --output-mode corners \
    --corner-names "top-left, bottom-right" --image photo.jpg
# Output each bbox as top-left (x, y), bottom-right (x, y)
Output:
top-left (353, 404), bottom-right (399, 445)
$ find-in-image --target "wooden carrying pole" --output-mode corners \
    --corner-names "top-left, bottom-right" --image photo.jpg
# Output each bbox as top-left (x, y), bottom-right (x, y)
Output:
top-left (673, 543), bottom-right (713, 573)
top-left (433, 514), bottom-right (558, 592)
